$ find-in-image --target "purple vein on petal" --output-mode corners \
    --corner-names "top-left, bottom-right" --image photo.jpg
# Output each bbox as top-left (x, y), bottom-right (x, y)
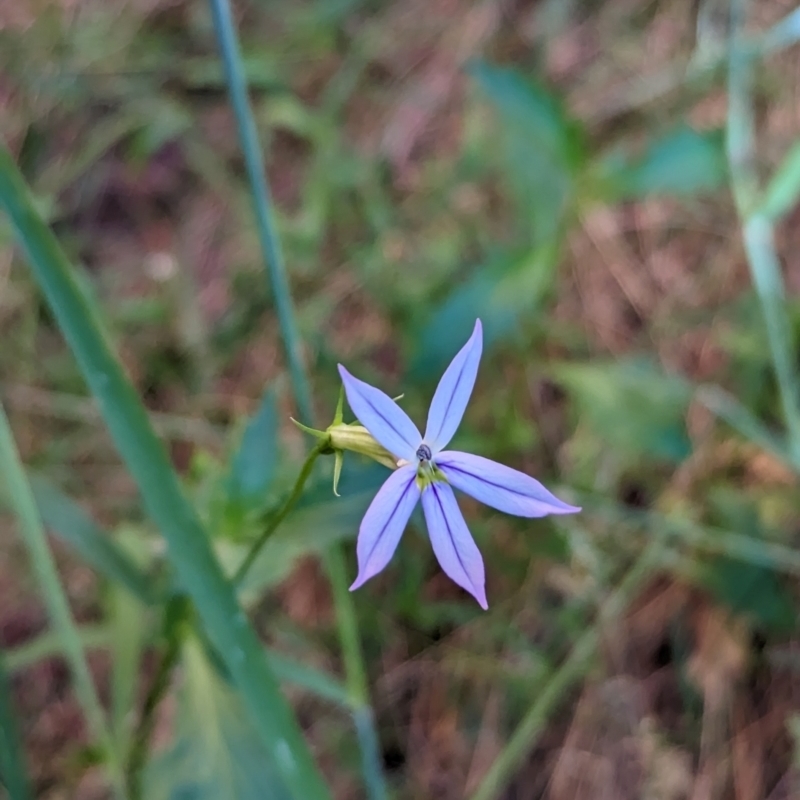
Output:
top-left (350, 464), bottom-right (420, 591)
top-left (421, 482), bottom-right (487, 609)
top-left (436, 451), bottom-right (581, 518)
top-left (338, 365), bottom-right (420, 461)
top-left (424, 319), bottom-right (483, 453)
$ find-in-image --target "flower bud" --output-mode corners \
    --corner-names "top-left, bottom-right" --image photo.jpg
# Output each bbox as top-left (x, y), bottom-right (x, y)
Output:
top-left (327, 424), bottom-right (397, 470)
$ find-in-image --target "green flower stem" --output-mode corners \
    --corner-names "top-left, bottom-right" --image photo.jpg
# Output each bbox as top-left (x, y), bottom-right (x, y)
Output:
top-left (234, 442), bottom-right (326, 585)
top-left (726, 0), bottom-right (800, 464)
top-left (469, 538), bottom-right (665, 800)
top-left (0, 403), bottom-right (127, 800)
top-left (0, 141), bottom-right (331, 800)
top-left (207, 3), bottom-right (387, 797)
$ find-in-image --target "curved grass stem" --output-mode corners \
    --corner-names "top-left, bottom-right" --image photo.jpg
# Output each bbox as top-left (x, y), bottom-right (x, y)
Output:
top-left (726, 0), bottom-right (800, 465)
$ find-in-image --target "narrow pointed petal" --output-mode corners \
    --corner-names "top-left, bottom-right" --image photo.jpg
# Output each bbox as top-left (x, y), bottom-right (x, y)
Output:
top-left (338, 365), bottom-right (420, 461)
top-left (421, 482), bottom-right (487, 609)
top-left (350, 465), bottom-right (420, 591)
top-left (436, 451), bottom-right (581, 517)
top-left (424, 319), bottom-right (483, 452)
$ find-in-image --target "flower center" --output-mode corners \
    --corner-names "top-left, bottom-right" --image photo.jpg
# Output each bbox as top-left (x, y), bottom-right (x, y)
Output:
top-left (416, 443), bottom-right (432, 462)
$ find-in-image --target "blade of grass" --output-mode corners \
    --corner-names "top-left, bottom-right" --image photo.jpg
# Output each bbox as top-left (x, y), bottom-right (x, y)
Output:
top-left (207, 5), bottom-right (387, 797)
top-left (4, 384), bottom-right (224, 448)
top-left (0, 403), bottom-right (126, 799)
top-left (727, 0), bottom-right (800, 464)
top-left (0, 652), bottom-right (32, 800)
top-left (695, 384), bottom-right (798, 471)
top-left (581, 496), bottom-right (800, 576)
top-left (469, 538), bottom-right (666, 800)
top-left (4, 625), bottom-right (112, 674)
top-left (27, 476), bottom-right (159, 605)
top-left (0, 142), bottom-right (331, 800)
top-left (2, 623), bottom-right (350, 707)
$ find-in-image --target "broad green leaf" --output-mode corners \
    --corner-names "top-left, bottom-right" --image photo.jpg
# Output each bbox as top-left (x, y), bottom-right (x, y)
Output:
top-left (226, 386), bottom-right (279, 505)
top-left (409, 245), bottom-right (559, 381)
top-left (700, 553), bottom-right (796, 634)
top-left (699, 490), bottom-right (796, 633)
top-left (759, 141), bottom-right (800, 221)
top-left (598, 125), bottom-right (726, 200)
top-left (552, 358), bottom-right (692, 462)
top-left (144, 637), bottom-right (292, 800)
top-left (470, 61), bottom-right (586, 242)
top-left (26, 476), bottom-right (158, 605)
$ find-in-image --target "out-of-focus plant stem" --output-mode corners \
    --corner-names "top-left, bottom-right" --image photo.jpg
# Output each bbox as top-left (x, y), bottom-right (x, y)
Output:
top-left (126, 596), bottom-right (192, 799)
top-left (726, 0), bottom-right (800, 467)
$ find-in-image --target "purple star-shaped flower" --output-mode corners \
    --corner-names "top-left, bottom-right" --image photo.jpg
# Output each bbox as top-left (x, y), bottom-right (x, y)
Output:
top-left (338, 319), bottom-right (580, 609)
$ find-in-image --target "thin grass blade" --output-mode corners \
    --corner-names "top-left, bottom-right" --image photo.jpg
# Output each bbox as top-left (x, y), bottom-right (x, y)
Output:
top-left (28, 476), bottom-right (158, 605)
top-left (0, 403), bottom-right (126, 798)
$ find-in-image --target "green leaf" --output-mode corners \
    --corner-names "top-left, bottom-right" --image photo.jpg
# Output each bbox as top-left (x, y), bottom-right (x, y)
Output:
top-left (27, 476), bottom-right (158, 606)
top-left (553, 358), bottom-right (692, 462)
top-left (697, 490), bottom-right (797, 633)
top-left (3, 625), bottom-right (111, 673)
top-left (409, 245), bottom-right (560, 381)
top-left (470, 61), bottom-right (586, 242)
top-left (226, 386), bottom-right (279, 506)
top-left (144, 636), bottom-right (292, 800)
top-left (266, 651), bottom-right (350, 708)
top-left (598, 125), bottom-right (726, 200)
top-left (759, 141), bottom-right (800, 221)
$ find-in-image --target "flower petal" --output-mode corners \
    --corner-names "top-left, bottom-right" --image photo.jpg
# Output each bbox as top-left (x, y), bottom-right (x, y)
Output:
top-left (350, 464), bottom-right (420, 591)
top-left (436, 451), bottom-right (581, 517)
top-left (338, 365), bottom-right (421, 461)
top-left (421, 482), bottom-right (487, 609)
top-left (424, 319), bottom-right (483, 452)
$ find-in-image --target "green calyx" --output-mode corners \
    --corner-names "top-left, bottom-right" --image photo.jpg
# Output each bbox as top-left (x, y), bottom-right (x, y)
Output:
top-left (291, 388), bottom-right (397, 496)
